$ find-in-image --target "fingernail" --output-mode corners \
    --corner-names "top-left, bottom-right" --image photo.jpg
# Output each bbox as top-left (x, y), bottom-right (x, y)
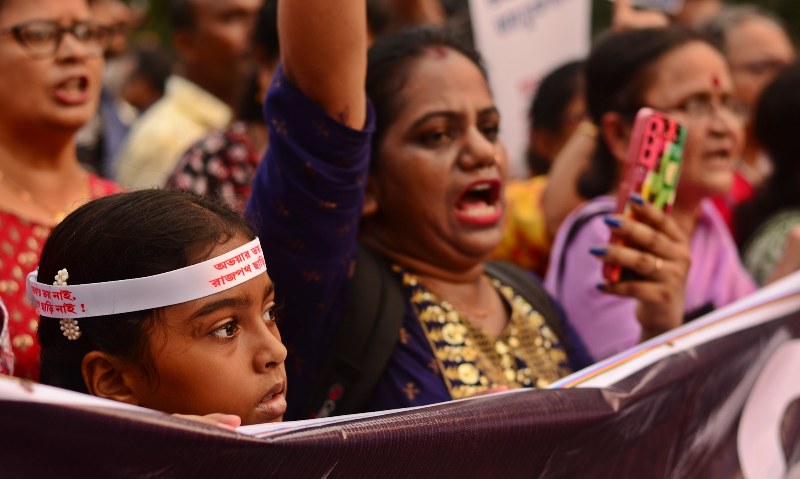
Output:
top-left (589, 246), bottom-right (607, 256)
top-left (596, 283), bottom-right (607, 292)
top-left (630, 193), bottom-right (645, 206)
top-left (604, 216), bottom-right (622, 228)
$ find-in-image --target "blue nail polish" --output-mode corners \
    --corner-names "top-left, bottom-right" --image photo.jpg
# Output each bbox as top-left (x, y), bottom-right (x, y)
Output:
top-left (589, 247), bottom-right (607, 256)
top-left (604, 216), bottom-right (622, 228)
top-left (596, 283), bottom-right (607, 292)
top-left (630, 193), bottom-right (645, 206)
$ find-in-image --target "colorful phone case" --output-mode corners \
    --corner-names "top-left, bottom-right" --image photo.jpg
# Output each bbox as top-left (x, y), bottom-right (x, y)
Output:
top-left (603, 107), bottom-right (687, 283)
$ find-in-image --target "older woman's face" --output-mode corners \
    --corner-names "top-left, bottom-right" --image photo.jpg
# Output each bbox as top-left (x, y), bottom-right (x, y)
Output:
top-left (369, 48), bottom-right (507, 270)
top-left (641, 41), bottom-right (744, 203)
top-left (726, 17), bottom-right (795, 113)
top-left (0, 0), bottom-right (103, 135)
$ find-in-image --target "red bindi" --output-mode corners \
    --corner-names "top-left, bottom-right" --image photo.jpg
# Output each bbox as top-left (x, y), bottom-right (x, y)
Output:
top-left (711, 75), bottom-right (720, 88)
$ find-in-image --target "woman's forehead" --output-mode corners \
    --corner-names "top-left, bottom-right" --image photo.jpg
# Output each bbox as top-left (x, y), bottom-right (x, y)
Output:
top-left (394, 50), bottom-right (493, 114)
top-left (645, 42), bottom-right (731, 101)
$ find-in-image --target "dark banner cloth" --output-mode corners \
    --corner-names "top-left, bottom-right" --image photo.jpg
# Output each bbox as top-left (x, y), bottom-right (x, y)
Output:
top-left (1, 313), bottom-right (799, 478)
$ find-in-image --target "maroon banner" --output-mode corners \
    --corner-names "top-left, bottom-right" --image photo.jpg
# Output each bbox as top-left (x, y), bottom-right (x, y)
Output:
top-left (1, 295), bottom-right (799, 478)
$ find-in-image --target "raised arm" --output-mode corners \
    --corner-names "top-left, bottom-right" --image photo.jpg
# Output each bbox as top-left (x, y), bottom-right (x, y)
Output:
top-left (279, 0), bottom-right (368, 129)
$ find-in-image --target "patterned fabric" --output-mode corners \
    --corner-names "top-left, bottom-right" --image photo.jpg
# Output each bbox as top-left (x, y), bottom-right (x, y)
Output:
top-left (166, 122), bottom-right (260, 214)
top-left (115, 75), bottom-right (232, 189)
top-left (399, 266), bottom-right (571, 397)
top-left (544, 195), bottom-right (757, 361)
top-left (0, 175), bottom-right (122, 380)
top-left (492, 175), bottom-right (553, 277)
top-left (741, 209), bottom-right (800, 286)
top-left (246, 65), bottom-right (577, 419)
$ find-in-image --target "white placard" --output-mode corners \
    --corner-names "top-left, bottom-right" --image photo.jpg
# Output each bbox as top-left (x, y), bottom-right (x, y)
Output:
top-left (469, 0), bottom-right (591, 177)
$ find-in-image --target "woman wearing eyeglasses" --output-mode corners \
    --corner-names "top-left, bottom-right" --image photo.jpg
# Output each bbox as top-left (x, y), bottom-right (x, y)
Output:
top-left (0, 0), bottom-right (122, 380)
top-left (543, 27), bottom-right (757, 362)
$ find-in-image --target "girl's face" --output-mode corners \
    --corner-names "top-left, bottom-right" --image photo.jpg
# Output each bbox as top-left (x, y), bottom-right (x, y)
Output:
top-left (0, 0), bottom-right (104, 135)
top-left (129, 235), bottom-right (287, 425)
top-left (640, 41), bottom-right (744, 205)
top-left (369, 48), bottom-right (507, 270)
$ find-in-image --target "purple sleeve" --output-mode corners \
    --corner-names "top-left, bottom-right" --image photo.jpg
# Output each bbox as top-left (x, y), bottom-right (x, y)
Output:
top-left (245, 65), bottom-right (375, 419)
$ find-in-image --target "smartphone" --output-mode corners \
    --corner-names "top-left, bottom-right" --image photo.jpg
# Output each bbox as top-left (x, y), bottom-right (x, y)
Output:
top-left (608, 0), bottom-right (685, 15)
top-left (603, 107), bottom-right (686, 283)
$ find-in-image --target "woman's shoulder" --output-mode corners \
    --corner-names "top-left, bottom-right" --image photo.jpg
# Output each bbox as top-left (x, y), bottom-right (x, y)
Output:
top-left (556, 196), bottom-right (616, 244)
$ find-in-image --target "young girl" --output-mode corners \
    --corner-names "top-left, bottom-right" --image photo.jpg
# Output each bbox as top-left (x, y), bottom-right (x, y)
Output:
top-left (33, 189), bottom-right (287, 426)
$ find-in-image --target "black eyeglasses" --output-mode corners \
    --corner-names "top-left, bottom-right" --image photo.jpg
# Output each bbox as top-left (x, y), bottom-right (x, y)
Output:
top-left (0, 20), bottom-right (112, 58)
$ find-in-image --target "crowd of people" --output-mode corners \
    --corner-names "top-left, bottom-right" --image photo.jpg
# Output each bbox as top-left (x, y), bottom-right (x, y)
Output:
top-left (0, 0), bottom-right (798, 430)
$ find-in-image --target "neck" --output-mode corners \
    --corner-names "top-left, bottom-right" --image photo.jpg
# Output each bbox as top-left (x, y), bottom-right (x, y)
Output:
top-left (0, 130), bottom-right (79, 175)
top-left (360, 234), bottom-right (486, 284)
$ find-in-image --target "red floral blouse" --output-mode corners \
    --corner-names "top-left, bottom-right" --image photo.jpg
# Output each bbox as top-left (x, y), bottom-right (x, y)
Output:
top-left (0, 174), bottom-right (122, 380)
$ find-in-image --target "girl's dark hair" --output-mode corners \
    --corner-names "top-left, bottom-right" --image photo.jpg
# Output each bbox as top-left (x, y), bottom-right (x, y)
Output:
top-left (366, 25), bottom-right (487, 170)
top-left (38, 189), bottom-right (254, 393)
top-left (578, 27), bottom-right (707, 199)
top-left (734, 62), bottom-right (800, 247)
top-left (527, 60), bottom-right (585, 176)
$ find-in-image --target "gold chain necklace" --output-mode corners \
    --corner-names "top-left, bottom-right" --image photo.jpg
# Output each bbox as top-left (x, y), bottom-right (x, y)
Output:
top-left (0, 168), bottom-right (85, 224)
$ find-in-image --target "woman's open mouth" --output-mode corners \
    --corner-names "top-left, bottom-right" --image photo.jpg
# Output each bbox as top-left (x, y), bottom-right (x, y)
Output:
top-left (53, 76), bottom-right (90, 105)
top-left (454, 179), bottom-right (503, 226)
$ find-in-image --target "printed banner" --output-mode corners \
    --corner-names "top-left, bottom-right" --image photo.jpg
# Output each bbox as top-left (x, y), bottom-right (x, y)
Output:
top-left (469, 0), bottom-right (591, 177)
top-left (1, 272), bottom-right (799, 478)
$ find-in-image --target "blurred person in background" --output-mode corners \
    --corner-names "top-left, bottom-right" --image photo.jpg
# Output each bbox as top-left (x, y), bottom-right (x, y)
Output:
top-left (76, 0), bottom-right (139, 178)
top-left (115, 0), bottom-right (262, 189)
top-left (734, 62), bottom-right (800, 286)
top-left (0, 0), bottom-right (123, 380)
top-left (119, 40), bottom-right (172, 113)
top-left (701, 5), bottom-right (795, 231)
top-left (492, 60), bottom-right (587, 277)
top-left (166, 0), bottom-right (278, 213)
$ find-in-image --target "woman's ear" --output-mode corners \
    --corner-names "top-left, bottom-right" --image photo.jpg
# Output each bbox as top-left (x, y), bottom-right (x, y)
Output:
top-left (81, 351), bottom-right (142, 406)
top-left (362, 175), bottom-right (380, 217)
top-left (599, 111), bottom-right (631, 166)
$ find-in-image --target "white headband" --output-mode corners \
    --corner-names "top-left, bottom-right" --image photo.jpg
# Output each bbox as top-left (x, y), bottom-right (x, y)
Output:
top-left (26, 238), bottom-right (266, 320)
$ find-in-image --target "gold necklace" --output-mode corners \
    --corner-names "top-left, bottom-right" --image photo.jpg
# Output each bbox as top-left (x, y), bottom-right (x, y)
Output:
top-left (418, 275), bottom-right (496, 320)
top-left (0, 168), bottom-right (85, 224)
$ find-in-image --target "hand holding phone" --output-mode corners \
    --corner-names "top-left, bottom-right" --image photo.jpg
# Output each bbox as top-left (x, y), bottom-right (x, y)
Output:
top-left (603, 107), bottom-right (686, 283)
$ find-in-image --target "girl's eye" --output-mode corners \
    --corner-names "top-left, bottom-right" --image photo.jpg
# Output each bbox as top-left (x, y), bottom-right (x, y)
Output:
top-left (262, 304), bottom-right (277, 324)
top-left (210, 320), bottom-right (239, 339)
